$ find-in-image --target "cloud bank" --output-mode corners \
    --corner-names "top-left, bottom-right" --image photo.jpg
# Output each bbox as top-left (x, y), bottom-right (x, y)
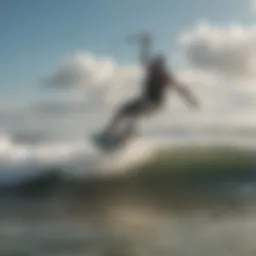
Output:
top-left (180, 22), bottom-right (256, 80)
top-left (41, 53), bottom-right (142, 107)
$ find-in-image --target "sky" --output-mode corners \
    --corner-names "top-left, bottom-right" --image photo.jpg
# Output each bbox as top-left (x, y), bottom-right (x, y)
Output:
top-left (0, 0), bottom-right (253, 99)
top-left (1, 0), bottom-right (256, 148)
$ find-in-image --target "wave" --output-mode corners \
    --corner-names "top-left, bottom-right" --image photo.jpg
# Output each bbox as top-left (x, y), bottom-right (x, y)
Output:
top-left (127, 146), bottom-right (256, 188)
top-left (1, 127), bottom-right (256, 191)
top-left (0, 133), bottom-right (154, 187)
top-left (2, 145), bottom-right (256, 200)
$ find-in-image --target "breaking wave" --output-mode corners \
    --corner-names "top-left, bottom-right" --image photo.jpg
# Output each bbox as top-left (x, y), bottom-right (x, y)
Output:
top-left (1, 127), bottom-right (256, 192)
top-left (0, 133), bottom-right (154, 187)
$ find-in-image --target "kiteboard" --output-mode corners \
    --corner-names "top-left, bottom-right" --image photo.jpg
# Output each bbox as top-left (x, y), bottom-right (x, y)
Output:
top-left (91, 127), bottom-right (136, 152)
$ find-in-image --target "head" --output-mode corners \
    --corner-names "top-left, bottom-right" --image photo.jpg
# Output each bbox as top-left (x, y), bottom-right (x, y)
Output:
top-left (150, 55), bottom-right (166, 71)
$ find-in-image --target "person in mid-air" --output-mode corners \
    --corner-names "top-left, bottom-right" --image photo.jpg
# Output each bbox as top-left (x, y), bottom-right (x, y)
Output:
top-left (104, 33), bottom-right (200, 136)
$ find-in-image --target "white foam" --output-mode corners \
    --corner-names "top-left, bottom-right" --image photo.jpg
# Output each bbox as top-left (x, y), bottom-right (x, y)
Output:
top-left (0, 133), bottom-right (156, 185)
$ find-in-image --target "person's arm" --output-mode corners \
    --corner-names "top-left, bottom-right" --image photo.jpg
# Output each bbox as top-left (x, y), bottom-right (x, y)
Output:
top-left (138, 33), bottom-right (152, 67)
top-left (169, 76), bottom-right (200, 109)
top-left (127, 32), bottom-right (152, 67)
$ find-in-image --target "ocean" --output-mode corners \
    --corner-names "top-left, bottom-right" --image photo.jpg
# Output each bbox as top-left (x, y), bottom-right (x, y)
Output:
top-left (0, 129), bottom-right (256, 255)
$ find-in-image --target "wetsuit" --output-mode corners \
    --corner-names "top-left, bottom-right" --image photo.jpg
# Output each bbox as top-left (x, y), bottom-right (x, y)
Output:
top-left (143, 65), bottom-right (170, 106)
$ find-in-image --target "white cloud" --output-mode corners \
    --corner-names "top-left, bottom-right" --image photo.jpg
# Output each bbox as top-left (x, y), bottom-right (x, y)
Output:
top-left (41, 52), bottom-right (142, 109)
top-left (180, 22), bottom-right (256, 80)
top-left (0, 53), bottom-right (144, 144)
top-left (42, 53), bottom-right (116, 88)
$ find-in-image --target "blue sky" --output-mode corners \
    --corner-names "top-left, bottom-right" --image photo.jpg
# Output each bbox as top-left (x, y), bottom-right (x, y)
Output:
top-left (0, 0), bottom-right (252, 100)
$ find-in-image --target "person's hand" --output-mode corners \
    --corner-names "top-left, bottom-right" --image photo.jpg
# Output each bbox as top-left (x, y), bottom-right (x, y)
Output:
top-left (127, 32), bottom-right (152, 45)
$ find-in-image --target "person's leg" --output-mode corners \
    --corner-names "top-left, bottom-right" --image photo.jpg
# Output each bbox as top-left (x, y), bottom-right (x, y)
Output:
top-left (104, 97), bottom-right (149, 134)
